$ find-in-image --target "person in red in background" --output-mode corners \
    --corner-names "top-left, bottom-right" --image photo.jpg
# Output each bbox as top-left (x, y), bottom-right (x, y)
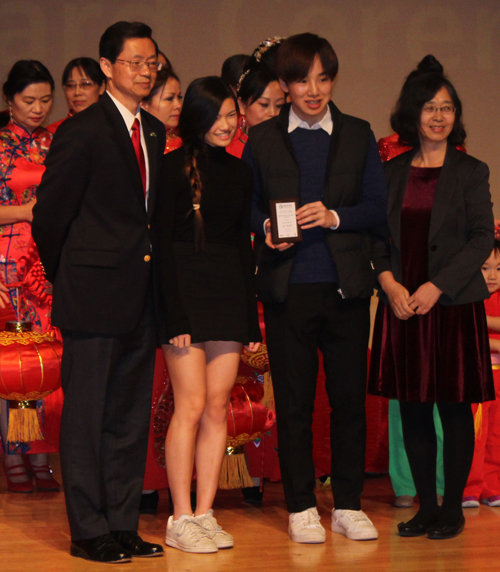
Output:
top-left (462, 240), bottom-right (500, 507)
top-left (47, 57), bottom-right (105, 133)
top-left (139, 65), bottom-right (184, 514)
top-left (0, 60), bottom-right (62, 493)
top-left (141, 67), bottom-right (183, 153)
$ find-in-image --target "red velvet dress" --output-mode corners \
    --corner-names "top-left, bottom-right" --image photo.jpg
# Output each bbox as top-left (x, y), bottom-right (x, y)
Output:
top-left (0, 121), bottom-right (63, 454)
top-left (370, 166), bottom-right (493, 403)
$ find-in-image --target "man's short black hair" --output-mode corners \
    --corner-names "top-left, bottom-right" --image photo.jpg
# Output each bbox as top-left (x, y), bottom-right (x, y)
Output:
top-left (99, 21), bottom-right (156, 63)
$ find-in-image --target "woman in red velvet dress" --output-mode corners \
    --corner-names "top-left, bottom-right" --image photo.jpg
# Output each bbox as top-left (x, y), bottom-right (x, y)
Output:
top-left (0, 60), bottom-right (62, 492)
top-left (369, 56), bottom-right (494, 539)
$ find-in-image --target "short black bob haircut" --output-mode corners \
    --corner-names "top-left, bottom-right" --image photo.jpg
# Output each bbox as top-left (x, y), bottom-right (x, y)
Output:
top-left (62, 57), bottom-right (105, 87)
top-left (221, 54), bottom-right (251, 90)
top-left (238, 67), bottom-right (280, 106)
top-left (276, 33), bottom-right (338, 85)
top-left (178, 76), bottom-right (236, 147)
top-left (99, 21), bottom-right (156, 63)
top-left (3, 60), bottom-right (54, 100)
top-left (390, 55), bottom-right (466, 148)
top-left (142, 67), bottom-right (180, 104)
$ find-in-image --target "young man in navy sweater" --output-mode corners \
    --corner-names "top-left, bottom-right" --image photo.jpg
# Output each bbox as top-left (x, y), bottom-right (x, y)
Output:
top-left (243, 33), bottom-right (387, 543)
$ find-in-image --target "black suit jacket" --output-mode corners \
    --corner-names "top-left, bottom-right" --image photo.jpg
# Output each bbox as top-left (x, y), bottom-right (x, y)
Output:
top-left (32, 93), bottom-right (166, 334)
top-left (374, 143), bottom-right (494, 305)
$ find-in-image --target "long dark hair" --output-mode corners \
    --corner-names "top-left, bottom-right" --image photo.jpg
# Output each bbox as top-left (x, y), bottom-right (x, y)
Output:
top-left (178, 76), bottom-right (236, 250)
top-left (390, 55), bottom-right (466, 147)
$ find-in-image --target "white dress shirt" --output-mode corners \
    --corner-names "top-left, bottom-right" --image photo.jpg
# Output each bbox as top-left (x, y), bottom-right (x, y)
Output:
top-left (107, 91), bottom-right (150, 209)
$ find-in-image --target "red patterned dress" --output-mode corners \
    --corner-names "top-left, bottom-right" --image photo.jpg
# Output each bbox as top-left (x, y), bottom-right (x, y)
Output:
top-left (0, 121), bottom-right (63, 454)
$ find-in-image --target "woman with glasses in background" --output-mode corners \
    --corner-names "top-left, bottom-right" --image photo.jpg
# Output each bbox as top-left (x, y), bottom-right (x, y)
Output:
top-left (47, 57), bottom-right (105, 133)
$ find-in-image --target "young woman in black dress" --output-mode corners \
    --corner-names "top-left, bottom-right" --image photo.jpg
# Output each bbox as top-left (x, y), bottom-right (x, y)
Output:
top-left (154, 77), bottom-right (261, 553)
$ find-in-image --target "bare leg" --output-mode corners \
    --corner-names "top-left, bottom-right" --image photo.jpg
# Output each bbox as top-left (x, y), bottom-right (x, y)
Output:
top-left (194, 341), bottom-right (242, 516)
top-left (163, 343), bottom-right (207, 520)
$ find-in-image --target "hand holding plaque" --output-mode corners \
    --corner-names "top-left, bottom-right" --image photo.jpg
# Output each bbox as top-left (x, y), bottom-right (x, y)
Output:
top-left (269, 199), bottom-right (303, 244)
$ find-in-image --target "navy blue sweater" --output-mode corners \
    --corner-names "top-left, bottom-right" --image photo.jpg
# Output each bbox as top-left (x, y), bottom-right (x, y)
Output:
top-left (288, 128), bottom-right (337, 283)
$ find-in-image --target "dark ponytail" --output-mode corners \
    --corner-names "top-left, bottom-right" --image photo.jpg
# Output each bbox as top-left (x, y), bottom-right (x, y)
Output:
top-left (178, 76), bottom-right (236, 250)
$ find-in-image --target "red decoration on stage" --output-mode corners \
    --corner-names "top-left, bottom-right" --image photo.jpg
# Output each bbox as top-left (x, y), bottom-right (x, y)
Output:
top-left (0, 321), bottom-right (62, 443)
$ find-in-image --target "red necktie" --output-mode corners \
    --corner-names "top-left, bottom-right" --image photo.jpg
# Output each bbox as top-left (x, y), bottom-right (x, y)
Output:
top-left (131, 118), bottom-right (146, 196)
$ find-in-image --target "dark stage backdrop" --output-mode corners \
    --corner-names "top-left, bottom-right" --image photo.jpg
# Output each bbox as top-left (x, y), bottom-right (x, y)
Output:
top-left (1, 0), bottom-right (499, 212)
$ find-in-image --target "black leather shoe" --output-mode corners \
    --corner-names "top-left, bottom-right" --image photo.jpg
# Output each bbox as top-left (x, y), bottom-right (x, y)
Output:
top-left (112, 531), bottom-right (164, 557)
top-left (139, 490), bottom-right (159, 515)
top-left (397, 520), bottom-right (431, 537)
top-left (427, 515), bottom-right (465, 539)
top-left (70, 534), bottom-right (132, 563)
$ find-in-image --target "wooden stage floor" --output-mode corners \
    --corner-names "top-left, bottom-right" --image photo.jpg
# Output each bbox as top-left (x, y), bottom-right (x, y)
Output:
top-left (0, 456), bottom-right (498, 572)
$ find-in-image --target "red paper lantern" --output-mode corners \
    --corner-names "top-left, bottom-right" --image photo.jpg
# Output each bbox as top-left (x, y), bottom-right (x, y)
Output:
top-left (0, 321), bottom-right (63, 443)
top-left (227, 376), bottom-right (275, 447)
top-left (219, 375), bottom-right (276, 489)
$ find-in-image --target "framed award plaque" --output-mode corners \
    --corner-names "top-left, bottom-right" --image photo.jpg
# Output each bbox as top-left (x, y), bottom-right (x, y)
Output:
top-left (269, 198), bottom-right (303, 244)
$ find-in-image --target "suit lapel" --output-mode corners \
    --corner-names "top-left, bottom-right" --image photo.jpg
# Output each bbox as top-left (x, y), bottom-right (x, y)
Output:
top-left (428, 143), bottom-right (459, 243)
top-left (100, 93), bottom-right (146, 209)
top-left (141, 110), bottom-right (159, 217)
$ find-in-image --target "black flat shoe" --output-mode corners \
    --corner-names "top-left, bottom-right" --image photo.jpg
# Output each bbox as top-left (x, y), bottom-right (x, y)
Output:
top-left (139, 490), bottom-right (159, 515)
top-left (70, 534), bottom-right (132, 563)
top-left (112, 531), bottom-right (164, 557)
top-left (427, 515), bottom-right (465, 540)
top-left (397, 521), bottom-right (431, 537)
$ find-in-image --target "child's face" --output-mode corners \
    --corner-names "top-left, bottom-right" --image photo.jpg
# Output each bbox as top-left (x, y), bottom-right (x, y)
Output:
top-left (481, 250), bottom-right (500, 294)
top-left (280, 55), bottom-right (332, 127)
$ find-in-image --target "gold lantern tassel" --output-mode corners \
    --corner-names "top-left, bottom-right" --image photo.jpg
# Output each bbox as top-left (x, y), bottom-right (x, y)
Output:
top-left (218, 446), bottom-right (254, 489)
top-left (261, 371), bottom-right (275, 411)
top-left (474, 403), bottom-right (483, 440)
top-left (7, 401), bottom-right (44, 443)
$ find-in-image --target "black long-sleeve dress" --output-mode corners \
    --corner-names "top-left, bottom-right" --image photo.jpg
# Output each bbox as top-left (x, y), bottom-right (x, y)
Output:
top-left (154, 144), bottom-right (261, 345)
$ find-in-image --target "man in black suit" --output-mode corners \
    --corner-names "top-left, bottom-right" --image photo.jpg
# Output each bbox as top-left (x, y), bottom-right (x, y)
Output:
top-left (32, 22), bottom-right (166, 563)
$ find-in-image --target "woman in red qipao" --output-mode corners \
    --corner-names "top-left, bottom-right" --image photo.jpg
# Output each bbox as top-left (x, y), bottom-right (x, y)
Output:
top-left (138, 66), bottom-right (184, 512)
top-left (0, 60), bottom-right (63, 492)
top-left (46, 57), bottom-right (105, 134)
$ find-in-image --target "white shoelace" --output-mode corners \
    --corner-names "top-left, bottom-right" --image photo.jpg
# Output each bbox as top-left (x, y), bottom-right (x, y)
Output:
top-left (295, 509), bottom-right (322, 528)
top-left (175, 519), bottom-right (209, 542)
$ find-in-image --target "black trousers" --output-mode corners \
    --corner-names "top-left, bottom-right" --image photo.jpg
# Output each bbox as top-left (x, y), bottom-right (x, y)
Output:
top-left (59, 299), bottom-right (156, 540)
top-left (264, 283), bottom-right (370, 513)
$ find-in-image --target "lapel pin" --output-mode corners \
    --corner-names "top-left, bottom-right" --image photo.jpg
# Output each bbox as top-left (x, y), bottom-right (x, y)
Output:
top-left (150, 132), bottom-right (157, 137)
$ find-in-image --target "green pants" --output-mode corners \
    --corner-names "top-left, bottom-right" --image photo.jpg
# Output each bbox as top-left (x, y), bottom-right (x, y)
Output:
top-left (389, 399), bottom-right (445, 497)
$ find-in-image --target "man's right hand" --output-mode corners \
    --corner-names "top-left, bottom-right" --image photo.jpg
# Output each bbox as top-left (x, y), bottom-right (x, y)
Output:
top-left (264, 220), bottom-right (293, 251)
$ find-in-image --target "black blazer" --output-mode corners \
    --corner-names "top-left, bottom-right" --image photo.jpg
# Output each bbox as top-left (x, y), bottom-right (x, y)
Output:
top-left (32, 93), bottom-right (166, 334)
top-left (374, 144), bottom-right (494, 305)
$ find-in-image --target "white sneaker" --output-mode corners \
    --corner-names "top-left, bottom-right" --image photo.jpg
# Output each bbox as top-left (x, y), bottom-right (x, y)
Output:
top-left (165, 514), bottom-right (218, 553)
top-left (194, 510), bottom-right (234, 549)
top-left (331, 509), bottom-right (378, 540)
top-left (288, 507), bottom-right (326, 544)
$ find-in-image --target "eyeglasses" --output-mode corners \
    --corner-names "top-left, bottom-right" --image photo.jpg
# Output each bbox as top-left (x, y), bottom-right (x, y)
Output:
top-left (422, 105), bottom-right (455, 116)
top-left (64, 80), bottom-right (97, 91)
top-left (115, 59), bottom-right (162, 72)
